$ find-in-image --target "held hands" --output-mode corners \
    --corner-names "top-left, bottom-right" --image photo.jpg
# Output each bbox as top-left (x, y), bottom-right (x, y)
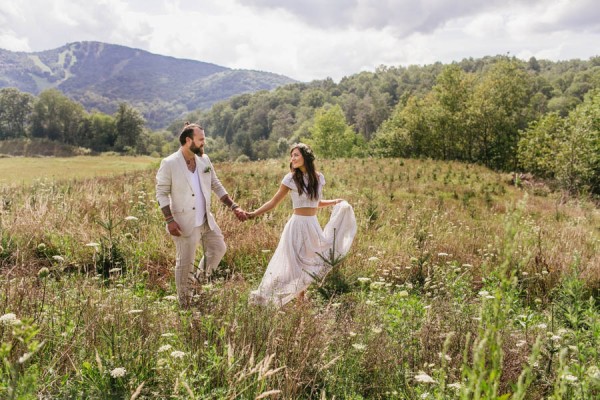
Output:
top-left (233, 207), bottom-right (249, 222)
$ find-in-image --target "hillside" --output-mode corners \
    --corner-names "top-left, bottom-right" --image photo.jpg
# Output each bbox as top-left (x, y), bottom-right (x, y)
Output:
top-left (0, 41), bottom-right (296, 128)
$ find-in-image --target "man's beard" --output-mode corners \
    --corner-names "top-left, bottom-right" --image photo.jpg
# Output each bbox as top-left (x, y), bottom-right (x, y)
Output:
top-left (190, 143), bottom-right (204, 156)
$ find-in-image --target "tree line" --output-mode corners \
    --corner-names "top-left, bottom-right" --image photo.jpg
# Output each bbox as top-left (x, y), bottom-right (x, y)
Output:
top-left (0, 88), bottom-right (174, 156)
top-left (1, 55), bottom-right (599, 193)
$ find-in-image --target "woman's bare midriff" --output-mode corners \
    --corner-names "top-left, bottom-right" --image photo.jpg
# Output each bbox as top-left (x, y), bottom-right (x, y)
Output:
top-left (293, 207), bottom-right (318, 216)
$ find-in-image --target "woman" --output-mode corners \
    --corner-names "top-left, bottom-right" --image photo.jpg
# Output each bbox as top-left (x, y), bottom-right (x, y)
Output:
top-left (247, 143), bottom-right (357, 307)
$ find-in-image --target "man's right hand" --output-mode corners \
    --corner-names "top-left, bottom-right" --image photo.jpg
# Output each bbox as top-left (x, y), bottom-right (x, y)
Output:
top-left (167, 220), bottom-right (182, 236)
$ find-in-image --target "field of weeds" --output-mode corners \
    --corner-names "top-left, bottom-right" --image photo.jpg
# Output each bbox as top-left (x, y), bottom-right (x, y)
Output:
top-left (0, 157), bottom-right (599, 399)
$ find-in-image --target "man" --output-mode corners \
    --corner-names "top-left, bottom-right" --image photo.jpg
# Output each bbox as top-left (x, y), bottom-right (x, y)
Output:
top-left (156, 122), bottom-right (247, 305)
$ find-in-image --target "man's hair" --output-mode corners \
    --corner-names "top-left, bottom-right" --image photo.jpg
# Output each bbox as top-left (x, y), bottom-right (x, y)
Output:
top-left (179, 122), bottom-right (204, 145)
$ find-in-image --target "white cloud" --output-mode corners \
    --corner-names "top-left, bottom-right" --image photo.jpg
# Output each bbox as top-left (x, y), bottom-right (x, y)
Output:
top-left (0, 0), bottom-right (598, 82)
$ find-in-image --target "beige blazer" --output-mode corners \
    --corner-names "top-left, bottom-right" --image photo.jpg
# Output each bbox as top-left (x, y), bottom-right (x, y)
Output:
top-left (155, 149), bottom-right (227, 236)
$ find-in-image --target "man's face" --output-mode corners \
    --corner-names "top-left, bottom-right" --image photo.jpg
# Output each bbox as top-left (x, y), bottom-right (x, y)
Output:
top-left (189, 127), bottom-right (205, 156)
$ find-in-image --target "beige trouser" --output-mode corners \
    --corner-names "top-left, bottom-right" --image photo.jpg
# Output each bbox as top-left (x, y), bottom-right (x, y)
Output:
top-left (172, 221), bottom-right (226, 304)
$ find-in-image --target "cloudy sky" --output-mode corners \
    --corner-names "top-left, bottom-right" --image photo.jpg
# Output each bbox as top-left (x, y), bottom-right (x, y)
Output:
top-left (0, 0), bottom-right (598, 82)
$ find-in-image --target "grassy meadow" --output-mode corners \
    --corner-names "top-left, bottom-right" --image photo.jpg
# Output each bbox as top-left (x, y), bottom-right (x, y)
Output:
top-left (0, 155), bottom-right (160, 186)
top-left (0, 156), bottom-right (599, 399)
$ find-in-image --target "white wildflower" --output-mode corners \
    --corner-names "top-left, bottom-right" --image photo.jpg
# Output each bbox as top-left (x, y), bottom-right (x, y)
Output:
top-left (421, 393), bottom-right (430, 399)
top-left (371, 326), bottom-right (383, 334)
top-left (170, 350), bottom-right (185, 359)
top-left (563, 374), bottom-right (578, 382)
top-left (398, 290), bottom-right (409, 298)
top-left (448, 382), bottom-right (462, 390)
top-left (537, 323), bottom-right (547, 330)
top-left (348, 331), bottom-right (357, 337)
top-left (437, 252), bottom-right (448, 257)
top-left (52, 255), bottom-right (65, 262)
top-left (110, 367), bottom-right (126, 378)
top-left (352, 343), bottom-right (366, 351)
top-left (158, 344), bottom-right (172, 353)
top-left (478, 290), bottom-right (489, 297)
top-left (414, 372), bottom-right (436, 383)
top-left (357, 277), bottom-right (371, 283)
top-left (18, 352), bottom-right (32, 364)
top-left (516, 340), bottom-right (527, 348)
top-left (551, 335), bottom-right (561, 342)
top-left (124, 216), bottom-right (138, 221)
top-left (0, 313), bottom-right (18, 325)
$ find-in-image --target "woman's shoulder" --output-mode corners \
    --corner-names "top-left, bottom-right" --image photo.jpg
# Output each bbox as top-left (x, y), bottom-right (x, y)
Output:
top-left (281, 172), bottom-right (294, 187)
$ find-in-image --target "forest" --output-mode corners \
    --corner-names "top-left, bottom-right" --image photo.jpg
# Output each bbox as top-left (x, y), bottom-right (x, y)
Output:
top-left (0, 55), bottom-right (599, 194)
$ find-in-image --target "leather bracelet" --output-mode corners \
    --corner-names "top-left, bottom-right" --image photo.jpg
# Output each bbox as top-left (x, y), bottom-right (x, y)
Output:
top-left (165, 217), bottom-right (175, 224)
top-left (230, 203), bottom-right (239, 210)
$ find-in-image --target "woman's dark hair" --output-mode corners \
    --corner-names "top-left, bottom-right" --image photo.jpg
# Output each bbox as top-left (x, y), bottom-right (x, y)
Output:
top-left (290, 143), bottom-right (319, 200)
top-left (179, 122), bottom-right (203, 145)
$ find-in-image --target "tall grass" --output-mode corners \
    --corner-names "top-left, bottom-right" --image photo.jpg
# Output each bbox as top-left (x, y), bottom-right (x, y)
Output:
top-left (0, 157), bottom-right (598, 398)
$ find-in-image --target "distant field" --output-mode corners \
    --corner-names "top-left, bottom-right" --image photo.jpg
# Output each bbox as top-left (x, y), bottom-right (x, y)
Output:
top-left (0, 155), bottom-right (160, 185)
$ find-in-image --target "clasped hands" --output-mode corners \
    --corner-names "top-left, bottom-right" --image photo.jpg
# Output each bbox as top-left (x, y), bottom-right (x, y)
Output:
top-left (232, 207), bottom-right (256, 222)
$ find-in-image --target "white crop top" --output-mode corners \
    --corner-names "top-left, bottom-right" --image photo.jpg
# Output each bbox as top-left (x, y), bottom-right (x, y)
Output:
top-left (281, 172), bottom-right (325, 208)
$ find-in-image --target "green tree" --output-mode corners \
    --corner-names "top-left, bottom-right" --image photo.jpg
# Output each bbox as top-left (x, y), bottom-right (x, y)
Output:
top-left (0, 88), bottom-right (33, 139)
top-left (517, 112), bottom-right (564, 178)
top-left (30, 89), bottom-right (85, 144)
top-left (307, 105), bottom-right (364, 158)
top-left (114, 103), bottom-right (145, 153)
top-left (467, 59), bottom-right (532, 170)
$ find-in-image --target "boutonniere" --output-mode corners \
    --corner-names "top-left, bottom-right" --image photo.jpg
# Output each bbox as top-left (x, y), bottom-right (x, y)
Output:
top-left (203, 166), bottom-right (211, 173)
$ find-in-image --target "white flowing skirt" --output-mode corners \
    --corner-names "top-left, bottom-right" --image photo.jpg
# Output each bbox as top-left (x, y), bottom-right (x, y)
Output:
top-left (249, 201), bottom-right (357, 307)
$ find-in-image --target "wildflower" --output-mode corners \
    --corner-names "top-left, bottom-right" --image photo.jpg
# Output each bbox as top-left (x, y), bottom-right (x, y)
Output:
top-left (352, 343), bottom-right (366, 351)
top-left (38, 267), bottom-right (50, 278)
top-left (398, 290), bottom-right (409, 298)
top-left (478, 290), bottom-right (489, 297)
top-left (18, 352), bottom-right (32, 364)
top-left (110, 367), bottom-right (127, 378)
top-left (437, 252), bottom-right (448, 257)
top-left (438, 352), bottom-right (451, 361)
top-left (370, 281), bottom-right (385, 289)
top-left (587, 366), bottom-right (600, 381)
top-left (536, 323), bottom-right (547, 329)
top-left (128, 309), bottom-right (143, 314)
top-left (348, 331), bottom-right (357, 337)
top-left (563, 374), bottom-right (578, 382)
top-left (414, 372), bottom-right (436, 383)
top-left (371, 326), bottom-right (383, 334)
top-left (37, 243), bottom-right (46, 251)
top-left (158, 344), bottom-right (172, 353)
top-left (52, 255), bottom-right (65, 262)
top-left (0, 313), bottom-right (18, 325)
top-left (124, 216), bottom-right (138, 221)
top-left (516, 340), bottom-right (527, 348)
top-left (551, 335), bottom-right (561, 342)
top-left (448, 382), bottom-right (462, 390)
top-left (357, 277), bottom-right (371, 283)
top-left (170, 350), bottom-right (185, 359)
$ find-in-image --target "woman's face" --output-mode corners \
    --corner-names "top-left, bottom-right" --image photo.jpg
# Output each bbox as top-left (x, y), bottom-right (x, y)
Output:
top-left (290, 148), bottom-right (305, 170)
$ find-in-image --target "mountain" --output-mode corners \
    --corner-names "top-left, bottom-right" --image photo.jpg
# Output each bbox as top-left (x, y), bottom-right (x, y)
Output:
top-left (0, 41), bottom-right (297, 129)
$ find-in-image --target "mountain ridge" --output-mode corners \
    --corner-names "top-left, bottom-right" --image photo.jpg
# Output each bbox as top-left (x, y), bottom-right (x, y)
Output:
top-left (0, 41), bottom-right (297, 128)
